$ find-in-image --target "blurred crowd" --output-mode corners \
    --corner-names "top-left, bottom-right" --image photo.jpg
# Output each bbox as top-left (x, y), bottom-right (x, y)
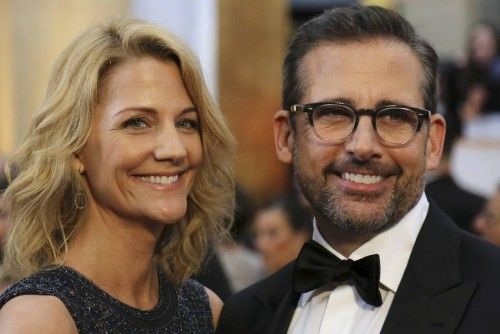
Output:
top-left (425, 21), bottom-right (500, 238)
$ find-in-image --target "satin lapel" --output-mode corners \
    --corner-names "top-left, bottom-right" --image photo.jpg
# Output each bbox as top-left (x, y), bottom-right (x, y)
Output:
top-left (381, 203), bottom-right (477, 334)
top-left (255, 262), bottom-right (299, 334)
top-left (268, 290), bottom-right (300, 334)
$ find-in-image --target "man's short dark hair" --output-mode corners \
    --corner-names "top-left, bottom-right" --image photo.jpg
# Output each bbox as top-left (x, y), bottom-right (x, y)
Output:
top-left (283, 5), bottom-right (439, 118)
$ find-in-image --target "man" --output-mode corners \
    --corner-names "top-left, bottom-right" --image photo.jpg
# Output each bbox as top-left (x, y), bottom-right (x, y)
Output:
top-left (217, 5), bottom-right (500, 334)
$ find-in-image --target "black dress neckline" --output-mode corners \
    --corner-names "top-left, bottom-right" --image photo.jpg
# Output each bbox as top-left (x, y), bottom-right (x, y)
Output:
top-left (56, 265), bottom-right (178, 329)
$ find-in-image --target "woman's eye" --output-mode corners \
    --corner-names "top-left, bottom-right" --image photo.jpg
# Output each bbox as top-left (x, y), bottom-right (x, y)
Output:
top-left (123, 118), bottom-right (148, 129)
top-left (176, 119), bottom-right (199, 132)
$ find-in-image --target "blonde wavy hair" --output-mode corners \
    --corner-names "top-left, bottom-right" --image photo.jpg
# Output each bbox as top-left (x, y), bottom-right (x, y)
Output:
top-left (1, 18), bottom-right (236, 284)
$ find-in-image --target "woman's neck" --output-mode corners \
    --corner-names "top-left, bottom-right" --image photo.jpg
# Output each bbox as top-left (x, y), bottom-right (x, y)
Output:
top-left (64, 210), bottom-right (163, 310)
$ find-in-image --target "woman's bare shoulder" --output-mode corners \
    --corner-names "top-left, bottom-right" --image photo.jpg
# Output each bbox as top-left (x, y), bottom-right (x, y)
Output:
top-left (0, 295), bottom-right (77, 333)
top-left (204, 286), bottom-right (223, 327)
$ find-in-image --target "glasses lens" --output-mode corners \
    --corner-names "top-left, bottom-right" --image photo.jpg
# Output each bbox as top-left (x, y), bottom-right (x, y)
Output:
top-left (376, 107), bottom-right (419, 145)
top-left (312, 104), bottom-right (355, 143)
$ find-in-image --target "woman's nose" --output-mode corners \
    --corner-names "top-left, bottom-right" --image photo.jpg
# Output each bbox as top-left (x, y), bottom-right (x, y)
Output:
top-left (153, 126), bottom-right (187, 162)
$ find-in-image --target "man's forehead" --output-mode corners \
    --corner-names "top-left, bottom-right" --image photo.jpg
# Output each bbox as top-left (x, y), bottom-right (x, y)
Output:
top-left (298, 39), bottom-right (425, 107)
top-left (300, 38), bottom-right (420, 78)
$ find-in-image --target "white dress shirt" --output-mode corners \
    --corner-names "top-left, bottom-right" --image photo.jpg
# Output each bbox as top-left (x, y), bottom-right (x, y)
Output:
top-left (288, 194), bottom-right (430, 334)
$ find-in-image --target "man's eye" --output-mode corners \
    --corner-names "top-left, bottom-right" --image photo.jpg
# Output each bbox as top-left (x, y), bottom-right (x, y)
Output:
top-left (123, 118), bottom-right (148, 129)
top-left (314, 105), bottom-right (354, 123)
top-left (387, 111), bottom-right (404, 120)
top-left (379, 109), bottom-right (409, 123)
top-left (177, 119), bottom-right (199, 131)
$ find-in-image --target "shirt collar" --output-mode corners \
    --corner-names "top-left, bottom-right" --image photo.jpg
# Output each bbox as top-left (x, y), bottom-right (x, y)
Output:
top-left (312, 193), bottom-right (429, 293)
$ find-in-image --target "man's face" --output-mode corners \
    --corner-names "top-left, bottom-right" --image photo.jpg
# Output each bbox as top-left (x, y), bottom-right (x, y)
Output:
top-left (274, 39), bottom-right (445, 238)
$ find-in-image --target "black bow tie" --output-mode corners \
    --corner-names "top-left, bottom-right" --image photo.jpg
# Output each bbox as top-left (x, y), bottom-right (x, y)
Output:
top-left (292, 240), bottom-right (383, 307)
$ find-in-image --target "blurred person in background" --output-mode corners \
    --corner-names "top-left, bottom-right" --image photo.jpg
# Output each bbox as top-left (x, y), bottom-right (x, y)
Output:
top-left (217, 186), bottom-right (265, 293)
top-left (252, 194), bottom-right (312, 274)
top-left (194, 246), bottom-right (233, 302)
top-left (473, 185), bottom-right (500, 246)
top-left (0, 18), bottom-right (235, 333)
top-left (457, 22), bottom-right (500, 123)
top-left (440, 22), bottom-right (500, 135)
top-left (425, 115), bottom-right (485, 232)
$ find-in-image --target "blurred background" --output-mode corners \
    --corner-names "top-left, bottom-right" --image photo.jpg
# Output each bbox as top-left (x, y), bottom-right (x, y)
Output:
top-left (2, 0), bottom-right (500, 293)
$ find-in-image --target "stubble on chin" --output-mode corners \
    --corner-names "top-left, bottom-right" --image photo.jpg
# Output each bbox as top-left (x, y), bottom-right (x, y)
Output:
top-left (293, 157), bottom-right (426, 236)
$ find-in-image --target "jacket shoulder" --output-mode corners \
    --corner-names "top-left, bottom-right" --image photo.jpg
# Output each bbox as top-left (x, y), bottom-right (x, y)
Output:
top-left (217, 263), bottom-right (294, 334)
top-left (460, 229), bottom-right (500, 276)
top-left (456, 230), bottom-right (500, 331)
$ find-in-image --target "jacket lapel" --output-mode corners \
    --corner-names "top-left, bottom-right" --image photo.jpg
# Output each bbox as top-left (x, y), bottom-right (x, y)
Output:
top-left (252, 262), bottom-right (299, 334)
top-left (268, 289), bottom-right (300, 334)
top-left (381, 203), bottom-right (477, 334)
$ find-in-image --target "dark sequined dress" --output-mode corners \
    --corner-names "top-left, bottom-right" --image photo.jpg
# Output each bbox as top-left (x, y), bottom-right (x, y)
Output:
top-left (0, 266), bottom-right (214, 333)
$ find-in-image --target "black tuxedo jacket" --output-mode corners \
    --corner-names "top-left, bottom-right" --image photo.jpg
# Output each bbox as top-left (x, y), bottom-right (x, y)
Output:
top-left (217, 203), bottom-right (500, 334)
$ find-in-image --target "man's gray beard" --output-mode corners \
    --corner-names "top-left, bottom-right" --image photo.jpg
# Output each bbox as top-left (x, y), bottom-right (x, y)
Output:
top-left (293, 155), bottom-right (426, 235)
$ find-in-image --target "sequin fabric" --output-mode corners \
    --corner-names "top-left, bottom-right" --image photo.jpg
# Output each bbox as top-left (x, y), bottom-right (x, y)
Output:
top-left (0, 266), bottom-right (214, 333)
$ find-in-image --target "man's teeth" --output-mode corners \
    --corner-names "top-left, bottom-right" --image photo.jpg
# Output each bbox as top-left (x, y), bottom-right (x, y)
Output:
top-left (342, 172), bottom-right (383, 184)
top-left (138, 175), bottom-right (179, 185)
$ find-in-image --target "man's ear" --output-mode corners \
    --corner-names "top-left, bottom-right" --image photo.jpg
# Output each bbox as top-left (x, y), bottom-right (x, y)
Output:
top-left (425, 113), bottom-right (446, 171)
top-left (274, 110), bottom-right (294, 164)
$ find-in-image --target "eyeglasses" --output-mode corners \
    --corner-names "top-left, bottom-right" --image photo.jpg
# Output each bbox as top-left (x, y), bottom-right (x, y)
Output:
top-left (289, 101), bottom-right (431, 147)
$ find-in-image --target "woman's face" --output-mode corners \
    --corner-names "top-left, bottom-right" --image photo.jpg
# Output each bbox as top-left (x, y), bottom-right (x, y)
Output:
top-left (253, 207), bottom-right (307, 273)
top-left (76, 56), bottom-right (202, 231)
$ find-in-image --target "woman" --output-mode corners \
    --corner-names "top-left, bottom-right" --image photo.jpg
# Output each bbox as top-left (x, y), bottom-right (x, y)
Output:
top-left (0, 18), bottom-right (235, 333)
top-left (252, 194), bottom-right (311, 273)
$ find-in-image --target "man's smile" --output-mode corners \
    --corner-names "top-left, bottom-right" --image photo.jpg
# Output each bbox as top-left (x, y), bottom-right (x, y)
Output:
top-left (341, 172), bottom-right (383, 185)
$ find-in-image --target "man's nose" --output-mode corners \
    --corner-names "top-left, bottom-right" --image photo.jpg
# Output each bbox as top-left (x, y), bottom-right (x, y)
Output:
top-left (344, 116), bottom-right (382, 161)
